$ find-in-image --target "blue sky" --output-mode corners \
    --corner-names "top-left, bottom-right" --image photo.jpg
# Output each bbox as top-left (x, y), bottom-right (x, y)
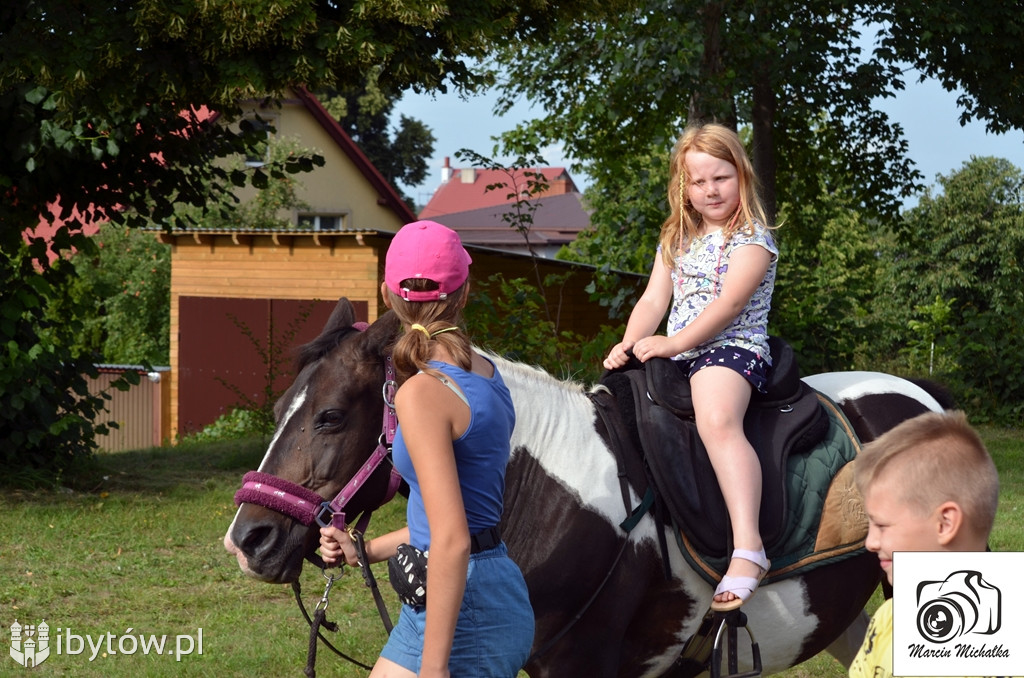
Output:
top-left (394, 75), bottom-right (1024, 211)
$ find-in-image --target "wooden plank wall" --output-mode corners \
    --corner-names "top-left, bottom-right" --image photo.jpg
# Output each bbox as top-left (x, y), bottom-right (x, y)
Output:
top-left (159, 231), bottom-right (383, 440)
top-left (159, 230), bottom-right (645, 441)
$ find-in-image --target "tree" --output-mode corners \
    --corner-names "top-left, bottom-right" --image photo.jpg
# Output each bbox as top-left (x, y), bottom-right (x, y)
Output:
top-left (879, 3), bottom-right (1024, 136)
top-left (771, 191), bottom-right (886, 374)
top-left (491, 0), bottom-right (922, 239)
top-left (61, 224), bottom-right (172, 366)
top-left (0, 0), bottom-right (596, 480)
top-left (876, 157), bottom-right (1024, 421)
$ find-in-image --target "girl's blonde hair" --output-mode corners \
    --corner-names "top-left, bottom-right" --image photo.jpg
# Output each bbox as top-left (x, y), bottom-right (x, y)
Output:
top-left (659, 123), bottom-right (771, 267)
top-left (386, 278), bottom-right (473, 382)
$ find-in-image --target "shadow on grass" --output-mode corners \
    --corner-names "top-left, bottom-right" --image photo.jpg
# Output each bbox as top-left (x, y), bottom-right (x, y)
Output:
top-left (94, 437), bottom-right (269, 494)
top-left (0, 437), bottom-right (271, 498)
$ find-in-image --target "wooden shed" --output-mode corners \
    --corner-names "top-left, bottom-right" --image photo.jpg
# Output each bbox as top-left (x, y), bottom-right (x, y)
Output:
top-left (155, 87), bottom-right (643, 440)
top-left (157, 228), bottom-right (641, 439)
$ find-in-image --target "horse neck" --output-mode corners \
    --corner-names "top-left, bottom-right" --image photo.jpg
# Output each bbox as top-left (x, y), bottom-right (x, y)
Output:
top-left (491, 355), bottom-right (623, 499)
top-left (492, 356), bottom-right (638, 560)
top-left (491, 356), bottom-right (593, 459)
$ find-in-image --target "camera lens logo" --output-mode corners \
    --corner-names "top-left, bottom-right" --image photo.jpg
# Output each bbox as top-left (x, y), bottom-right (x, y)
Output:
top-left (915, 570), bottom-right (1001, 644)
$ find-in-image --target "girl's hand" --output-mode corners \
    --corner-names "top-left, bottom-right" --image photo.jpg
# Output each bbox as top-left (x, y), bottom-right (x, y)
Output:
top-left (319, 526), bottom-right (360, 567)
top-left (603, 341), bottom-right (636, 370)
top-left (632, 335), bottom-right (675, 362)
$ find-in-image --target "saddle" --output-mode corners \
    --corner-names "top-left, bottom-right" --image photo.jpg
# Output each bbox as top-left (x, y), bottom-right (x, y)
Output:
top-left (599, 337), bottom-right (867, 586)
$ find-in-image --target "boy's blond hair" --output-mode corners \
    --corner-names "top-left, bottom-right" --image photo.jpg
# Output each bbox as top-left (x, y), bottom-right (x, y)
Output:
top-left (854, 410), bottom-right (999, 540)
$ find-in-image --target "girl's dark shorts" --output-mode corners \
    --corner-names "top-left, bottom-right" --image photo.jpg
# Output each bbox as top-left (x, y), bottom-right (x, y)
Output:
top-left (679, 345), bottom-right (769, 393)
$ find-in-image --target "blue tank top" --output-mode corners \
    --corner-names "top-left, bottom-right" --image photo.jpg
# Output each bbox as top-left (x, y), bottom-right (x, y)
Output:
top-left (391, 358), bottom-right (516, 550)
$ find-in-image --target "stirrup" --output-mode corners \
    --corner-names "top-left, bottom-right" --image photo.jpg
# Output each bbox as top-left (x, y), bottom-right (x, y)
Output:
top-left (675, 607), bottom-right (763, 678)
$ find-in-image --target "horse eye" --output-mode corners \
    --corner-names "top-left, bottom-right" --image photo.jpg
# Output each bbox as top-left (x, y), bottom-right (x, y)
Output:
top-left (315, 409), bottom-right (345, 431)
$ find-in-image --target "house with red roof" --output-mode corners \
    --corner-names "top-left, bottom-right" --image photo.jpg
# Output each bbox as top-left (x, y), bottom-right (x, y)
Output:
top-left (27, 89), bottom-right (630, 444)
top-left (418, 158), bottom-right (590, 258)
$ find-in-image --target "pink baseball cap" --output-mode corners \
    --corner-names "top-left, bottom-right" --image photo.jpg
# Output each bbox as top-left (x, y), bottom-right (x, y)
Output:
top-left (384, 220), bottom-right (473, 302)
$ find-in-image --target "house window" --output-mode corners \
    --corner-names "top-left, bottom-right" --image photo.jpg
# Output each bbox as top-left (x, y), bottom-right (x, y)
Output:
top-left (297, 214), bottom-right (346, 231)
top-left (242, 116), bottom-right (276, 167)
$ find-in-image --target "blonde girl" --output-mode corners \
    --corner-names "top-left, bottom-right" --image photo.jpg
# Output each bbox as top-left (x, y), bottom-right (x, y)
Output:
top-left (604, 123), bottom-right (779, 611)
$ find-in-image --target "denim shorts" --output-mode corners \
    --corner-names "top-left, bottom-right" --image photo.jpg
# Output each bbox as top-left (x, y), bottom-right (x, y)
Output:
top-left (680, 345), bottom-right (769, 393)
top-left (380, 543), bottom-right (534, 677)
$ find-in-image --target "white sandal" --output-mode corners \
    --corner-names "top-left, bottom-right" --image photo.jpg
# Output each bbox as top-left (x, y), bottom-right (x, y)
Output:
top-left (711, 548), bottom-right (770, 612)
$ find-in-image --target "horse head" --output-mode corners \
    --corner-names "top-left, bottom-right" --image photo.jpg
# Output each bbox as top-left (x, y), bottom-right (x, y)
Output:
top-left (223, 299), bottom-right (401, 583)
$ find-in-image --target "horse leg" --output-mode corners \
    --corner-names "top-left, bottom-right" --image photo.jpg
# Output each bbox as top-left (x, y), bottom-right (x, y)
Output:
top-left (824, 609), bottom-right (868, 668)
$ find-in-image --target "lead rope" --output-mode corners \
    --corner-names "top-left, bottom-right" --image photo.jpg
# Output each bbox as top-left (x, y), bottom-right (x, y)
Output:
top-left (303, 571), bottom-right (335, 678)
top-left (296, 527), bottom-right (395, 678)
top-left (351, 528), bottom-right (394, 634)
top-left (296, 570), bottom-right (375, 678)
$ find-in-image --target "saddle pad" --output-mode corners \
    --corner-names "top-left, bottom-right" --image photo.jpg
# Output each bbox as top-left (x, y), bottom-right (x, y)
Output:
top-left (678, 394), bottom-right (867, 587)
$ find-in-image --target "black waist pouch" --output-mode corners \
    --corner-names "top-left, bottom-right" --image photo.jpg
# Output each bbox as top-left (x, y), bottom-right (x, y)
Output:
top-left (388, 543), bottom-right (428, 607)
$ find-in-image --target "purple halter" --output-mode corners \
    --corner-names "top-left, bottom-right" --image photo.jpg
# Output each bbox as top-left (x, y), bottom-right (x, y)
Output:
top-left (233, 328), bottom-right (403, 536)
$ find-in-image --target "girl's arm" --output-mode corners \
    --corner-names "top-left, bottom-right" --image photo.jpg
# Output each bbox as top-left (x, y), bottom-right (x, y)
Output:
top-left (604, 256), bottom-right (674, 369)
top-left (396, 374), bottom-right (471, 678)
top-left (634, 244), bottom-right (772, 360)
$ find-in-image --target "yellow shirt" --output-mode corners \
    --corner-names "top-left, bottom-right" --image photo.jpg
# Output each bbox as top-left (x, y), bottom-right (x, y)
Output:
top-left (849, 598), bottom-right (1015, 678)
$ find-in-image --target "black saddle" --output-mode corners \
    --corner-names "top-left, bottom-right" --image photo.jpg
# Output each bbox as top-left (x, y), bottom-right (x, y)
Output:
top-left (600, 337), bottom-right (829, 559)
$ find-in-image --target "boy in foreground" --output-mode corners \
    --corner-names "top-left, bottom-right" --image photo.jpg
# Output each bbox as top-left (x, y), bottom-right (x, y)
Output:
top-left (849, 409), bottom-right (1000, 678)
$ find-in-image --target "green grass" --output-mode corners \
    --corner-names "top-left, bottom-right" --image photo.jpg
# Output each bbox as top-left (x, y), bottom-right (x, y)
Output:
top-left (2, 424), bottom-right (1021, 676)
top-left (1, 438), bottom-right (402, 676)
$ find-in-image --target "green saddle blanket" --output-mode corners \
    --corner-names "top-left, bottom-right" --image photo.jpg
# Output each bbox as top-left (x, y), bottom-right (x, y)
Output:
top-left (678, 393), bottom-right (867, 587)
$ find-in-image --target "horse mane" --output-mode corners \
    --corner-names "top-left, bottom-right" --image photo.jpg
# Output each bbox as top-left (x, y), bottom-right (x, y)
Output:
top-left (486, 352), bottom-right (590, 394)
top-left (295, 326), bottom-right (361, 372)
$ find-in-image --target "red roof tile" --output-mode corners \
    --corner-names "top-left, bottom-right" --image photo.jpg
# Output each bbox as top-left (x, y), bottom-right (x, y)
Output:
top-left (418, 163), bottom-right (578, 219)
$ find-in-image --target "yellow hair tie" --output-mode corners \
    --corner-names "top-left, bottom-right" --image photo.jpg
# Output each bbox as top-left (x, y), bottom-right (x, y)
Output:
top-left (409, 323), bottom-right (430, 338)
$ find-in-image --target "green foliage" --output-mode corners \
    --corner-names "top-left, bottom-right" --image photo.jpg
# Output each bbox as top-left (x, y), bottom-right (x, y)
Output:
top-left (556, 144), bottom-right (668, 322)
top-left (466, 273), bottom-right (619, 383)
top-left (58, 224), bottom-right (172, 365)
top-left (559, 143), bottom-right (668, 276)
top-left (491, 0), bottom-right (922, 226)
top-left (903, 295), bottom-right (958, 377)
top-left (0, 0), bottom-right (589, 484)
top-left (877, 157), bottom-right (1024, 422)
top-left (0, 239), bottom-right (137, 484)
top-left (879, 2), bottom-right (1024, 136)
top-left (323, 71), bottom-right (436, 206)
top-left (179, 409), bottom-right (272, 444)
top-left (771, 190), bottom-right (885, 374)
top-left (170, 134), bottom-right (320, 231)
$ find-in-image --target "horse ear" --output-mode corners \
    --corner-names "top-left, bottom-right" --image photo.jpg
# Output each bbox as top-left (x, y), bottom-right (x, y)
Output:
top-left (323, 298), bottom-right (357, 334)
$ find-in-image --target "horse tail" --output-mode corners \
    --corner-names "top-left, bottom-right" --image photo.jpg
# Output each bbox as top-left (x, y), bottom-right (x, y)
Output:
top-left (906, 378), bottom-right (956, 410)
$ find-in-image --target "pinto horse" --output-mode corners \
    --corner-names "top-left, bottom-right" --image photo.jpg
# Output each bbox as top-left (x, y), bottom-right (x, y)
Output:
top-left (224, 299), bottom-right (944, 677)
